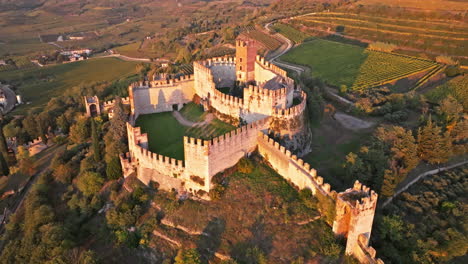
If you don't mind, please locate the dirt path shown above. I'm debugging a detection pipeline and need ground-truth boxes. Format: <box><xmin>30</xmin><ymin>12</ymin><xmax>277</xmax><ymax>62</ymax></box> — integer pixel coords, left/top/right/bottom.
<box><xmin>334</xmin><ymin>112</ymin><xmax>374</xmax><ymax>131</ymax></box>
<box><xmin>172</xmin><ymin>111</ymin><xmax>213</xmax><ymax>127</ymax></box>
<box><xmin>381</xmin><ymin>159</ymin><xmax>468</xmax><ymax>208</ymax></box>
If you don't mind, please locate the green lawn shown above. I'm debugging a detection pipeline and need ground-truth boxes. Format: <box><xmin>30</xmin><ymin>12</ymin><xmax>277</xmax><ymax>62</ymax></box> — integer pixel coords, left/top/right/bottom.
<box><xmin>280</xmin><ymin>39</ymin><xmax>436</xmax><ymax>90</ymax></box>
<box><xmin>0</xmin><ymin>57</ymin><xmax>139</xmax><ymax>114</ymax></box>
<box><xmin>179</xmin><ymin>102</ymin><xmax>206</xmax><ymax>122</ymax></box>
<box><xmin>136</xmin><ymin>110</ymin><xmax>235</xmax><ymax>160</ymax></box>
<box><xmin>281</xmin><ymin>39</ymin><xmax>367</xmax><ymax>87</ymax></box>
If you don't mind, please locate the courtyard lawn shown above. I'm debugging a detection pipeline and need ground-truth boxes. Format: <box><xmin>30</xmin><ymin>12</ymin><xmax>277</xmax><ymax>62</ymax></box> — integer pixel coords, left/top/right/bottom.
<box><xmin>0</xmin><ymin>57</ymin><xmax>140</xmax><ymax>114</ymax></box>
<box><xmin>136</xmin><ymin>112</ymin><xmax>188</xmax><ymax>160</ymax></box>
<box><xmin>136</xmin><ymin>110</ymin><xmax>236</xmax><ymax>160</ymax></box>
<box><xmin>179</xmin><ymin>102</ymin><xmax>206</xmax><ymax>122</ymax></box>
<box><xmin>280</xmin><ymin>39</ymin><xmax>436</xmax><ymax>90</ymax></box>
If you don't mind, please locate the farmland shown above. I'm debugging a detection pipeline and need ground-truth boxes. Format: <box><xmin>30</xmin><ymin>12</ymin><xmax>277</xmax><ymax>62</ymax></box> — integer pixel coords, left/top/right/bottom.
<box><xmin>0</xmin><ymin>57</ymin><xmax>139</xmax><ymax>113</ymax></box>
<box><xmin>280</xmin><ymin>39</ymin><xmax>437</xmax><ymax>90</ymax></box>
<box><xmin>290</xmin><ymin>11</ymin><xmax>468</xmax><ymax>60</ymax></box>
<box><xmin>241</xmin><ymin>28</ymin><xmax>282</xmax><ymax>51</ymax></box>
<box><xmin>425</xmin><ymin>75</ymin><xmax>468</xmax><ymax>109</ymax></box>
<box><xmin>271</xmin><ymin>23</ymin><xmax>311</xmax><ymax>44</ymax></box>
<box><xmin>136</xmin><ymin>104</ymin><xmax>235</xmax><ymax>160</ymax></box>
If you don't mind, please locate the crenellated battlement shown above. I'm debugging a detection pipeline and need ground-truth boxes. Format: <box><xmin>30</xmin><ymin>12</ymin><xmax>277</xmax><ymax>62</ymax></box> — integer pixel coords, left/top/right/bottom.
<box><xmin>127</xmin><ymin>122</ymin><xmax>185</xmax><ymax>172</ymax></box>
<box><xmin>338</xmin><ymin>180</ymin><xmax>379</xmax><ymax>212</ymax></box>
<box><xmin>129</xmin><ymin>75</ymin><xmax>194</xmax><ymax>90</ymax></box>
<box><xmin>103</xmin><ymin>97</ymin><xmax>130</xmax><ymax>109</ymax></box>
<box><xmin>257</xmin><ymin>132</ymin><xmax>332</xmax><ymax>195</ymax></box>
<box><xmin>196</xmin><ymin>56</ymin><xmax>236</xmax><ymax>68</ymax></box>
<box><xmin>244</xmin><ymin>84</ymin><xmax>288</xmax><ymax>98</ymax></box>
<box><xmin>272</xmin><ymin>91</ymin><xmax>307</xmax><ymax>119</ymax></box>
<box><xmin>212</xmin><ymin>88</ymin><xmax>244</xmax><ymax>108</ymax></box>
<box><xmin>256</xmin><ymin>55</ymin><xmax>288</xmax><ymax>78</ymax></box>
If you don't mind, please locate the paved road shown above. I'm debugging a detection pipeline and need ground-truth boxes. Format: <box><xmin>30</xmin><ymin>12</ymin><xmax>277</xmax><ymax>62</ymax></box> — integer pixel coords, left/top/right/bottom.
<box><xmin>382</xmin><ymin>159</ymin><xmax>468</xmax><ymax>208</ymax></box>
<box><xmin>0</xmin><ymin>144</ymin><xmax>64</xmax><ymax>239</ymax></box>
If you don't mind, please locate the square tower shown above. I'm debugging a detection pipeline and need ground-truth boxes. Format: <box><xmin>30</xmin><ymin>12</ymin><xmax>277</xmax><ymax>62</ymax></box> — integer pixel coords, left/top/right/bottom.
<box><xmin>236</xmin><ymin>38</ymin><xmax>258</xmax><ymax>83</ymax></box>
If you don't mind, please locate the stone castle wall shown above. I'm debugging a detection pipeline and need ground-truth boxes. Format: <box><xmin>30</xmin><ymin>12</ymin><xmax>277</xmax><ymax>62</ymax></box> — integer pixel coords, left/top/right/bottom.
<box><xmin>129</xmin><ymin>75</ymin><xmax>195</xmax><ymax>116</ymax></box>
<box><xmin>257</xmin><ymin>133</ymin><xmax>331</xmax><ymax>195</ymax></box>
<box><xmin>257</xmin><ymin>133</ymin><xmax>381</xmax><ymax>263</ymax></box>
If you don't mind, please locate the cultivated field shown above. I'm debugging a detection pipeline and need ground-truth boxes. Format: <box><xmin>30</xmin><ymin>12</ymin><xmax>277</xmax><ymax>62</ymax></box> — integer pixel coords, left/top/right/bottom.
<box><xmin>271</xmin><ymin>23</ymin><xmax>311</xmax><ymax>44</ymax></box>
<box><xmin>426</xmin><ymin>75</ymin><xmax>468</xmax><ymax>109</ymax></box>
<box><xmin>241</xmin><ymin>25</ymin><xmax>282</xmax><ymax>50</ymax></box>
<box><xmin>0</xmin><ymin>57</ymin><xmax>139</xmax><ymax>113</ymax></box>
<box><xmin>291</xmin><ymin>11</ymin><xmax>468</xmax><ymax>59</ymax></box>
<box><xmin>280</xmin><ymin>39</ymin><xmax>437</xmax><ymax>90</ymax></box>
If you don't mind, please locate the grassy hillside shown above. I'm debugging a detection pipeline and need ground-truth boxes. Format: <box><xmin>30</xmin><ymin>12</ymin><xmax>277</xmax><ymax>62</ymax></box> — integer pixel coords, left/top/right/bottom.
<box><xmin>0</xmin><ymin>57</ymin><xmax>139</xmax><ymax>113</ymax></box>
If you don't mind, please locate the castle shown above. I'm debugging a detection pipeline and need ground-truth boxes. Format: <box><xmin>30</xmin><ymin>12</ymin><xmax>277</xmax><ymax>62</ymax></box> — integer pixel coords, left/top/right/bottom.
<box><xmin>86</xmin><ymin>38</ymin><xmax>382</xmax><ymax>263</ymax></box>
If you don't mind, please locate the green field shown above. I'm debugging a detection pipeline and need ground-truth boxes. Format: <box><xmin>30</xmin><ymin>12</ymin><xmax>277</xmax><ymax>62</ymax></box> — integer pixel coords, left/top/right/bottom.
<box><xmin>280</xmin><ymin>39</ymin><xmax>436</xmax><ymax>90</ymax></box>
<box><xmin>0</xmin><ymin>57</ymin><xmax>139</xmax><ymax>113</ymax></box>
<box><xmin>136</xmin><ymin>105</ymin><xmax>235</xmax><ymax>160</ymax></box>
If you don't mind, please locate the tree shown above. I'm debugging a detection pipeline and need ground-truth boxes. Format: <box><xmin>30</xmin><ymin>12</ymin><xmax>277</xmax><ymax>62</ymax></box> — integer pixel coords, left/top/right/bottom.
<box><xmin>91</xmin><ymin>119</ymin><xmax>101</xmax><ymax>162</ymax></box>
<box><xmin>0</xmin><ymin>124</ymin><xmax>9</xmax><ymax>157</ymax></box>
<box><xmin>76</xmin><ymin>171</ymin><xmax>104</xmax><ymax>197</ymax></box>
<box><xmin>17</xmin><ymin>146</ymin><xmax>35</xmax><ymax>176</ymax></box>
<box><xmin>176</xmin><ymin>46</ymin><xmax>192</xmax><ymax>64</ymax></box>
<box><xmin>376</xmin><ymin>126</ymin><xmax>419</xmax><ymax>182</ymax></box>
<box><xmin>69</xmin><ymin>117</ymin><xmax>90</xmax><ymax>144</ymax></box>
<box><xmin>0</xmin><ymin>151</ymin><xmax>9</xmax><ymax>176</ymax></box>
<box><xmin>380</xmin><ymin>169</ymin><xmax>397</xmax><ymax>197</ymax></box>
<box><xmin>417</xmin><ymin>118</ymin><xmax>450</xmax><ymax>164</ymax></box>
<box><xmin>174</xmin><ymin>249</ymin><xmax>201</xmax><ymax>264</ymax></box>
<box><xmin>106</xmin><ymin>156</ymin><xmax>122</xmax><ymax>180</ymax></box>
<box><xmin>109</xmin><ymin>98</ymin><xmax>127</xmax><ymax>142</ymax></box>
<box><xmin>437</xmin><ymin>95</ymin><xmax>463</xmax><ymax>125</ymax></box>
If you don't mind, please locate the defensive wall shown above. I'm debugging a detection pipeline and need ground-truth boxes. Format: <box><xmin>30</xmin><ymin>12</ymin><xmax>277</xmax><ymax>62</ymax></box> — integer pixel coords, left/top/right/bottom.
<box><xmin>257</xmin><ymin>133</ymin><xmax>382</xmax><ymax>263</ymax></box>
<box><xmin>123</xmin><ymin>117</ymin><xmax>270</xmax><ymax>196</ymax></box>
<box><xmin>129</xmin><ymin>75</ymin><xmax>195</xmax><ymax>116</ymax></box>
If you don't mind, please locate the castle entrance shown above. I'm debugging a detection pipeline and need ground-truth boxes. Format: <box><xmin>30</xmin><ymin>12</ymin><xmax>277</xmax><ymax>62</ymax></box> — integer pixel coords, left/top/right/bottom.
<box><xmin>89</xmin><ymin>104</ymin><xmax>98</xmax><ymax>117</ymax></box>
<box><xmin>172</xmin><ymin>104</ymin><xmax>178</xmax><ymax>111</ymax></box>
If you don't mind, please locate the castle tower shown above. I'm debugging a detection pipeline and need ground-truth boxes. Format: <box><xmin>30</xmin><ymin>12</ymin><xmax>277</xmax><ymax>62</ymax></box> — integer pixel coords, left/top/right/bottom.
<box><xmin>236</xmin><ymin>38</ymin><xmax>258</xmax><ymax>83</ymax></box>
<box><xmin>333</xmin><ymin>181</ymin><xmax>378</xmax><ymax>261</ymax></box>
<box><xmin>84</xmin><ymin>96</ymin><xmax>101</xmax><ymax>117</ymax></box>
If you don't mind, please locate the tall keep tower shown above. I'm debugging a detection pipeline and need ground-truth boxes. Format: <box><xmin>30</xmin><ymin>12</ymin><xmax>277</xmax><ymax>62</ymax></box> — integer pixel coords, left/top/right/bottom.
<box><xmin>236</xmin><ymin>38</ymin><xmax>258</xmax><ymax>83</ymax></box>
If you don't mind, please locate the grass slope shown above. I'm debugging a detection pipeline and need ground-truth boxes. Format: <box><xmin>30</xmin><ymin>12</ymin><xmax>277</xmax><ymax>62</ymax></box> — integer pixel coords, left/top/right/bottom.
<box><xmin>281</xmin><ymin>39</ymin><xmax>368</xmax><ymax>87</ymax></box>
<box><xmin>0</xmin><ymin>57</ymin><xmax>139</xmax><ymax>113</ymax></box>
<box><xmin>151</xmin><ymin>159</ymin><xmax>340</xmax><ymax>262</ymax></box>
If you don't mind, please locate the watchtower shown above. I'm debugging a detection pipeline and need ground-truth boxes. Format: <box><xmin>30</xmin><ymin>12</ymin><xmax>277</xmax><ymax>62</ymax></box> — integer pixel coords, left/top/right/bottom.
<box><xmin>236</xmin><ymin>37</ymin><xmax>258</xmax><ymax>83</ymax></box>
<box><xmin>333</xmin><ymin>181</ymin><xmax>378</xmax><ymax>258</ymax></box>
<box><xmin>84</xmin><ymin>96</ymin><xmax>101</xmax><ymax>117</ymax></box>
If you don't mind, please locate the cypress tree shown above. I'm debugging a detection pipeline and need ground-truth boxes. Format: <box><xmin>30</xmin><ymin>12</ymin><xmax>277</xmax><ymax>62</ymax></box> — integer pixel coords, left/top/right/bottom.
<box><xmin>418</xmin><ymin>118</ymin><xmax>447</xmax><ymax>165</ymax></box>
<box><xmin>0</xmin><ymin>124</ymin><xmax>8</xmax><ymax>157</ymax></box>
<box><xmin>0</xmin><ymin>151</ymin><xmax>9</xmax><ymax>176</ymax></box>
<box><xmin>106</xmin><ymin>156</ymin><xmax>122</xmax><ymax>180</ymax></box>
<box><xmin>91</xmin><ymin>119</ymin><xmax>101</xmax><ymax>162</ymax></box>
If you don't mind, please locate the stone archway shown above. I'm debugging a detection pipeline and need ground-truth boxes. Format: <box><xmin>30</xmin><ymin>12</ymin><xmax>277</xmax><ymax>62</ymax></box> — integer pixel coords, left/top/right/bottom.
<box><xmin>89</xmin><ymin>104</ymin><xmax>98</xmax><ymax>117</ymax></box>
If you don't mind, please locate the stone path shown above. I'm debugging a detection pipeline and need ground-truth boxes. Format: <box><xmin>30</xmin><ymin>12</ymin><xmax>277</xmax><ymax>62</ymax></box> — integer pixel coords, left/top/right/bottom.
<box><xmin>172</xmin><ymin>111</ymin><xmax>214</xmax><ymax>127</ymax></box>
